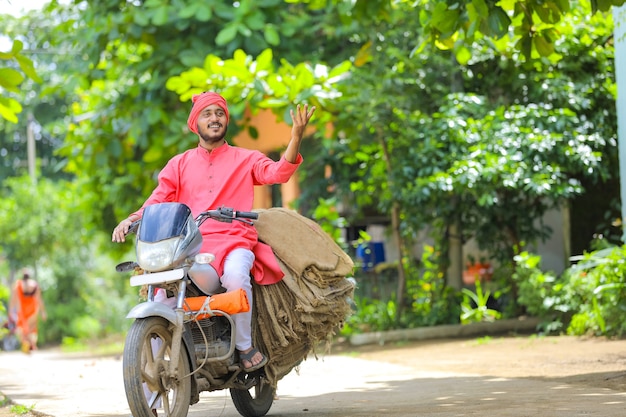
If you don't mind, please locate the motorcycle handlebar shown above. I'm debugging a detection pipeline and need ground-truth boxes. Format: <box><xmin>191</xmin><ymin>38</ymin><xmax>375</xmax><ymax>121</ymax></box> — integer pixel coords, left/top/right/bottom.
<box><xmin>128</xmin><ymin>220</ymin><xmax>140</xmax><ymax>235</ymax></box>
<box><xmin>199</xmin><ymin>207</ymin><xmax>258</xmax><ymax>224</ymax></box>
<box><xmin>236</xmin><ymin>211</ymin><xmax>259</xmax><ymax>220</ymax></box>
<box><xmin>123</xmin><ymin>206</ymin><xmax>257</xmax><ymax>235</ymax></box>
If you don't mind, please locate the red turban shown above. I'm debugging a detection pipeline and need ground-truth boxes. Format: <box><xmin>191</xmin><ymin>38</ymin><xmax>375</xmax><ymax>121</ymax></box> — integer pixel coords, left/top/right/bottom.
<box><xmin>186</xmin><ymin>92</ymin><xmax>230</xmax><ymax>134</ymax></box>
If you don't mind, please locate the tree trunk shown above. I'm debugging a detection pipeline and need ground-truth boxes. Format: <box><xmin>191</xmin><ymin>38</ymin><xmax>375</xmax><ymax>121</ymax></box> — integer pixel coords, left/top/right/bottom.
<box><xmin>447</xmin><ymin>220</ymin><xmax>463</xmax><ymax>290</ymax></box>
<box><xmin>377</xmin><ymin>134</ymin><xmax>408</xmax><ymax>321</ymax></box>
<box><xmin>390</xmin><ymin>201</ymin><xmax>407</xmax><ymax>318</ymax></box>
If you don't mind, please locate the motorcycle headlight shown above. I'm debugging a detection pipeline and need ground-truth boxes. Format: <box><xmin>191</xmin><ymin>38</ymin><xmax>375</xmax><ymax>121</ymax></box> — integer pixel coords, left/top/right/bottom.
<box><xmin>136</xmin><ymin>237</ymin><xmax>181</xmax><ymax>272</ymax></box>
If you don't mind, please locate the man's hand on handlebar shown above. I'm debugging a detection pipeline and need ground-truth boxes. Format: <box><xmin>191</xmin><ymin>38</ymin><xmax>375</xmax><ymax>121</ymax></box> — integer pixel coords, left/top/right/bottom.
<box><xmin>112</xmin><ymin>218</ymin><xmax>135</xmax><ymax>243</ymax></box>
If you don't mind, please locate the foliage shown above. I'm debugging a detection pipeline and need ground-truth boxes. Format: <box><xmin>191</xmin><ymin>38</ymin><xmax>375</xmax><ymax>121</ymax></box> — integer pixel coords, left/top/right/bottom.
<box><xmin>460</xmin><ymin>280</ymin><xmax>502</xmax><ymax>324</ymax></box>
<box><xmin>289</xmin><ymin>0</ymin><xmax>626</xmax><ymax>62</ymax></box>
<box><xmin>0</xmin><ymin>12</ymin><xmax>74</xmax><ymax>182</ymax></box>
<box><xmin>0</xmin><ymin>39</ymin><xmax>41</xmax><ymax>123</ymax></box>
<box><xmin>0</xmin><ymin>176</ymin><xmax>79</xmax><ymax>269</ymax></box>
<box><xmin>319</xmin><ymin>6</ymin><xmax>616</xmax><ymax>326</ymax></box>
<box><xmin>417</xmin><ymin>0</ymin><xmax>626</xmax><ymax>63</ymax></box>
<box><xmin>345</xmin><ymin>245</ymin><xmax>461</xmax><ymax>333</ymax></box>
<box><xmin>406</xmin><ymin>245</ymin><xmax>461</xmax><ymax>326</ymax></box>
<box><xmin>512</xmin><ymin>252</ymin><xmax>559</xmax><ymax>317</ymax></box>
<box><xmin>513</xmin><ymin>247</ymin><xmax>626</xmax><ymax>337</ymax></box>
<box><xmin>10</xmin><ymin>403</ymin><xmax>35</xmax><ymax>415</ymax></box>
<box><xmin>310</xmin><ymin>197</ymin><xmax>349</xmax><ymax>249</ymax></box>
<box><xmin>33</xmin><ymin>0</ymin><xmax>356</xmax><ymax>233</ymax></box>
<box><xmin>342</xmin><ymin>296</ymin><xmax>398</xmax><ymax>334</ymax></box>
<box><xmin>566</xmin><ymin>247</ymin><xmax>626</xmax><ymax>336</ymax></box>
<box><xmin>0</xmin><ymin>176</ymin><xmax>135</xmax><ymax>344</ymax></box>
<box><xmin>38</xmin><ymin>235</ymin><xmax>137</xmax><ymax>345</ymax></box>
<box><xmin>0</xmin><ymin>283</ymin><xmax>8</xmax><ymax>340</ymax></box>
<box><xmin>425</xmin><ymin>97</ymin><xmax>608</xmax><ymax>266</ymax></box>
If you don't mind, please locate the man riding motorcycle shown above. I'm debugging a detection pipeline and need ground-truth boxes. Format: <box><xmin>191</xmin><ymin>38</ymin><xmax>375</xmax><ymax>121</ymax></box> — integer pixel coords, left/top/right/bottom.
<box><xmin>112</xmin><ymin>91</ymin><xmax>315</xmax><ymax>373</ymax></box>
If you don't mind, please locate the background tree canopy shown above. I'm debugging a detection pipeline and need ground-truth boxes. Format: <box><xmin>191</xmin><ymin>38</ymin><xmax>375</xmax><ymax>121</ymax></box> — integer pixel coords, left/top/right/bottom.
<box><xmin>0</xmin><ymin>0</ymin><xmax>624</xmax><ymax>341</ymax></box>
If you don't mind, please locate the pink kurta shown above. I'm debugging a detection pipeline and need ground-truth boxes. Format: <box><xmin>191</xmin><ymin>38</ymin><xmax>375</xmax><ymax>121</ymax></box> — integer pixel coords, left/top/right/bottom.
<box><xmin>132</xmin><ymin>143</ymin><xmax>302</xmax><ymax>284</ymax></box>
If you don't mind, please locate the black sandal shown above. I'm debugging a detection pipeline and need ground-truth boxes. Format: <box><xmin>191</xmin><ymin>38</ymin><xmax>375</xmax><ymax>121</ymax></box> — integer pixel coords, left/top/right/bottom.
<box><xmin>239</xmin><ymin>347</ymin><xmax>268</xmax><ymax>372</ymax></box>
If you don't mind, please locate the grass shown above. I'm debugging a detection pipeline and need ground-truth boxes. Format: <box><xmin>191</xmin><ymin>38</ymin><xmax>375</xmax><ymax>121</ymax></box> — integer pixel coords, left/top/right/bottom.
<box><xmin>0</xmin><ymin>394</ymin><xmax>39</xmax><ymax>417</ymax></box>
<box><xmin>9</xmin><ymin>404</ymin><xmax>34</xmax><ymax>415</ymax></box>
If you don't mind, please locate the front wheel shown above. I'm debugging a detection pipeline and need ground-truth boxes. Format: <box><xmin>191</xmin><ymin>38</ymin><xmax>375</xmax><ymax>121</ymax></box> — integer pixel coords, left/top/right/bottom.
<box><xmin>123</xmin><ymin>317</ymin><xmax>192</xmax><ymax>417</ymax></box>
<box><xmin>230</xmin><ymin>378</ymin><xmax>275</xmax><ymax>417</ymax></box>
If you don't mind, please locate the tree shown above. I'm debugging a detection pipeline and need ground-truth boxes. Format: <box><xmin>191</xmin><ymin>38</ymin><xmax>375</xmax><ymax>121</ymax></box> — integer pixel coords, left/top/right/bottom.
<box><xmin>302</xmin><ymin>3</ymin><xmax>618</xmax><ymax>320</ymax></box>
<box><xmin>288</xmin><ymin>0</ymin><xmax>626</xmax><ymax>62</ymax></box>
<box><xmin>0</xmin><ymin>39</ymin><xmax>41</xmax><ymax>123</ymax></box>
<box><xmin>16</xmin><ymin>0</ymin><xmax>357</xmax><ymax>231</ymax></box>
<box><xmin>0</xmin><ymin>175</ymin><xmax>133</xmax><ymax>344</ymax></box>
<box><xmin>0</xmin><ymin>11</ymin><xmax>75</xmax><ymax>181</ymax></box>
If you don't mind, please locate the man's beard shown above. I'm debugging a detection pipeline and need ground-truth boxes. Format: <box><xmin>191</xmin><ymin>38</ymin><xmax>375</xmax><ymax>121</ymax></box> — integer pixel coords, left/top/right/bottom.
<box><xmin>199</xmin><ymin>126</ymin><xmax>228</xmax><ymax>144</ymax></box>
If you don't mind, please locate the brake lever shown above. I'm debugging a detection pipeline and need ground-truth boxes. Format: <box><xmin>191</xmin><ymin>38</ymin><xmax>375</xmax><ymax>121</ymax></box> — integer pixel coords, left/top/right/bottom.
<box><xmin>235</xmin><ymin>218</ymin><xmax>254</xmax><ymax>226</ymax></box>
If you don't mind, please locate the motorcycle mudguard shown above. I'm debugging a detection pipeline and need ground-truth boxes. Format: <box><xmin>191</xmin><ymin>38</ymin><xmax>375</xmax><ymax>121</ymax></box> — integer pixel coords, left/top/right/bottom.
<box><xmin>126</xmin><ymin>301</ymin><xmax>178</xmax><ymax>323</ymax></box>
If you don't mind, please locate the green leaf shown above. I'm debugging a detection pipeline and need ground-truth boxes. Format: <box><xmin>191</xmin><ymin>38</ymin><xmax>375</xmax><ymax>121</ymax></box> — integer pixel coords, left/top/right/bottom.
<box><xmin>216</xmin><ymin>24</ymin><xmax>239</xmax><ymax>46</ymax></box>
<box><xmin>143</xmin><ymin>145</ymin><xmax>164</xmax><ymax>163</ymax></box>
<box><xmin>248</xmin><ymin>125</ymin><xmax>259</xmax><ymax>139</ymax></box>
<box><xmin>0</xmin><ymin>96</ymin><xmax>22</xmax><ymax>123</ymax></box>
<box><xmin>15</xmin><ymin>55</ymin><xmax>42</xmax><ymax>83</ymax></box>
<box><xmin>178</xmin><ymin>3</ymin><xmax>199</xmax><ymax>19</ymax></box>
<box><xmin>233</xmin><ymin>49</ymin><xmax>249</xmax><ymax>66</ymax></box>
<box><xmin>471</xmin><ymin>0</ymin><xmax>489</xmax><ymax>17</ymax></box>
<box><xmin>258</xmin><ymin>98</ymin><xmax>289</xmax><ymax>108</ymax></box>
<box><xmin>237</xmin><ymin>24</ymin><xmax>252</xmax><ymax>37</ymax></box>
<box><xmin>455</xmin><ymin>45</ymin><xmax>472</xmax><ymax>65</ymax></box>
<box><xmin>0</xmin><ymin>68</ymin><xmax>25</xmax><ymax>91</ymax></box>
<box><xmin>10</xmin><ymin>39</ymin><xmax>24</xmax><ymax>54</ymax></box>
<box><xmin>431</xmin><ymin>2</ymin><xmax>460</xmax><ymax>34</ymax></box>
<box><xmin>328</xmin><ymin>60</ymin><xmax>352</xmax><ymax>80</ymax></box>
<box><xmin>244</xmin><ymin>11</ymin><xmax>266</xmax><ymax>30</ymax></box>
<box><xmin>263</xmin><ymin>25</ymin><xmax>280</xmax><ymax>46</ymax></box>
<box><xmin>533</xmin><ymin>33</ymin><xmax>555</xmax><ymax>57</ymax></box>
<box><xmin>195</xmin><ymin>4</ymin><xmax>213</xmax><ymax>21</ymax></box>
<box><xmin>255</xmin><ymin>48</ymin><xmax>273</xmax><ymax>72</ymax></box>
<box><xmin>534</xmin><ymin>2</ymin><xmax>563</xmax><ymax>24</ymax></box>
<box><xmin>133</xmin><ymin>11</ymin><xmax>150</xmax><ymax>26</ymax></box>
<box><xmin>151</xmin><ymin>6</ymin><xmax>170</xmax><ymax>26</ymax></box>
<box><xmin>487</xmin><ymin>7</ymin><xmax>511</xmax><ymax>38</ymax></box>
<box><xmin>595</xmin><ymin>0</ymin><xmax>614</xmax><ymax>12</ymax></box>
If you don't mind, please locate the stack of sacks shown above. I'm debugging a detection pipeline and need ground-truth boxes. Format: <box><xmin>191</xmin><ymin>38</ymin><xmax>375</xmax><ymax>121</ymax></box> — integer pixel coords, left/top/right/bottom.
<box><xmin>251</xmin><ymin>208</ymin><xmax>355</xmax><ymax>387</ymax></box>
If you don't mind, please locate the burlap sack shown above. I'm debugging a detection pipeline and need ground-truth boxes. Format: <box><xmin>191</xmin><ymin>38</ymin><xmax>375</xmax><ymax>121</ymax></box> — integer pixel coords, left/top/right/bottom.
<box><xmin>251</xmin><ymin>208</ymin><xmax>355</xmax><ymax>387</ymax></box>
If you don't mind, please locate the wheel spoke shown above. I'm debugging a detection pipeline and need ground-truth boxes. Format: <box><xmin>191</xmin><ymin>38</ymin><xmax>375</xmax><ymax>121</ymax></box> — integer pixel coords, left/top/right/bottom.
<box><xmin>147</xmin><ymin>390</ymin><xmax>161</xmax><ymax>410</ymax></box>
<box><xmin>141</xmin><ymin>368</ymin><xmax>158</xmax><ymax>389</ymax></box>
<box><xmin>155</xmin><ymin>337</ymin><xmax>168</xmax><ymax>360</ymax></box>
<box><xmin>142</xmin><ymin>337</ymin><xmax>155</xmax><ymax>367</ymax></box>
<box><xmin>162</xmin><ymin>390</ymin><xmax>171</xmax><ymax>416</ymax></box>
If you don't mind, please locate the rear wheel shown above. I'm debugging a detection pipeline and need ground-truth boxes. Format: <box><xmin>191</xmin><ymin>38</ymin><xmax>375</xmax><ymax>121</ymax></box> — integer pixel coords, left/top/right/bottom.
<box><xmin>230</xmin><ymin>377</ymin><xmax>275</xmax><ymax>417</ymax></box>
<box><xmin>123</xmin><ymin>317</ymin><xmax>192</xmax><ymax>417</ymax></box>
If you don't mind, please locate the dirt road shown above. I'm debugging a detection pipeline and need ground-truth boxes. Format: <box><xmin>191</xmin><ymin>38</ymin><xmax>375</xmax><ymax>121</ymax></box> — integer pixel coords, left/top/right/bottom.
<box><xmin>1</xmin><ymin>335</ymin><xmax>626</xmax><ymax>417</ymax></box>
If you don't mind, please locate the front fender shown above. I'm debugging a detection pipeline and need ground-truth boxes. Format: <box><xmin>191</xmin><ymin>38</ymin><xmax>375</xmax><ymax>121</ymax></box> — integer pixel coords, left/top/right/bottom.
<box><xmin>126</xmin><ymin>301</ymin><xmax>178</xmax><ymax>324</ymax></box>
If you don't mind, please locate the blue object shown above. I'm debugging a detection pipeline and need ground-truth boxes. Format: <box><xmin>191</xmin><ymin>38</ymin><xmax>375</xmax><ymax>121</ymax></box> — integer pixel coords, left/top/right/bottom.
<box><xmin>356</xmin><ymin>242</ymin><xmax>386</xmax><ymax>271</ymax></box>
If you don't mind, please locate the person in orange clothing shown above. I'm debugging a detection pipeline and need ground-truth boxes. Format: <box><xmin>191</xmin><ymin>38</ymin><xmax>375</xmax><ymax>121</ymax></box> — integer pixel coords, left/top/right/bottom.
<box><xmin>9</xmin><ymin>268</ymin><xmax>47</xmax><ymax>352</ymax></box>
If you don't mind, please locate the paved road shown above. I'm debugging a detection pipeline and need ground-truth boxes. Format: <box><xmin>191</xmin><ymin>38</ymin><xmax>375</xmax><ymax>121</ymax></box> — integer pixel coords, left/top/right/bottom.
<box><xmin>1</xmin><ymin>346</ymin><xmax>625</xmax><ymax>417</ymax></box>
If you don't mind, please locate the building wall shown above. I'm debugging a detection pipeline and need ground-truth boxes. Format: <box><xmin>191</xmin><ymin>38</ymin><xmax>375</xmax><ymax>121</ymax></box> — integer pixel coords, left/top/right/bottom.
<box><xmin>231</xmin><ymin>108</ymin><xmax>302</xmax><ymax>209</ymax></box>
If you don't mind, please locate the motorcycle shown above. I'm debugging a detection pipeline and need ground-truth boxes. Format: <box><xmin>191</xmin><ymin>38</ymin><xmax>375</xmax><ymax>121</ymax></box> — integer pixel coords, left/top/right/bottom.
<box><xmin>116</xmin><ymin>202</ymin><xmax>275</xmax><ymax>417</ymax></box>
